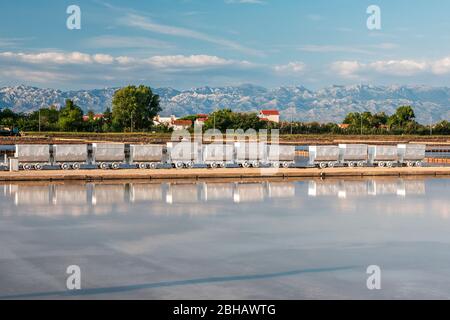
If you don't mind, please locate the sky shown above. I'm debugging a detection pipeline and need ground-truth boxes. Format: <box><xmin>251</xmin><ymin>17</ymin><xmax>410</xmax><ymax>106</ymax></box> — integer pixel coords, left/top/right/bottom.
<box><xmin>1</xmin><ymin>0</ymin><xmax>450</xmax><ymax>90</ymax></box>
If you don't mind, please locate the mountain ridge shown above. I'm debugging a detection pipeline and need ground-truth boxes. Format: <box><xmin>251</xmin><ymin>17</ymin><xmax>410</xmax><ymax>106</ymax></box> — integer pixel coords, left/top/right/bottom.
<box><xmin>1</xmin><ymin>84</ymin><xmax>449</xmax><ymax>123</ymax></box>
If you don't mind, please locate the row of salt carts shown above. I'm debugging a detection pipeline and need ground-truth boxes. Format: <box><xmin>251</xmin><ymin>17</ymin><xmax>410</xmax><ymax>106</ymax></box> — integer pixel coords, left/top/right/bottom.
<box><xmin>308</xmin><ymin>144</ymin><xmax>427</xmax><ymax>168</ymax></box>
<box><xmin>12</xmin><ymin>142</ymin><xmax>296</xmax><ymax>170</ymax></box>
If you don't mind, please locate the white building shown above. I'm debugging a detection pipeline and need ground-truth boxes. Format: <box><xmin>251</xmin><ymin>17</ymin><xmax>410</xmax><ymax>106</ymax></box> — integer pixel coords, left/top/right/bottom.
<box><xmin>258</xmin><ymin>110</ymin><xmax>280</xmax><ymax>123</ymax></box>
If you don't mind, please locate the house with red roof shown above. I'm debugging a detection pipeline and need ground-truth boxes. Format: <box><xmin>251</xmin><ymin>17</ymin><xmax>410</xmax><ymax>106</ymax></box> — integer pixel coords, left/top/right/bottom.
<box><xmin>258</xmin><ymin>110</ymin><xmax>280</xmax><ymax>123</ymax></box>
<box><xmin>172</xmin><ymin>119</ymin><xmax>193</xmax><ymax>131</ymax></box>
<box><xmin>82</xmin><ymin>114</ymin><xmax>104</xmax><ymax>122</ymax></box>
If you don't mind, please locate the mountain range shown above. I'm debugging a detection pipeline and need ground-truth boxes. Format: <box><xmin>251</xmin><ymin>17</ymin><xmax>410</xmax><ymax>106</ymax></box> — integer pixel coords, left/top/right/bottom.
<box><xmin>1</xmin><ymin>84</ymin><xmax>449</xmax><ymax>124</ymax></box>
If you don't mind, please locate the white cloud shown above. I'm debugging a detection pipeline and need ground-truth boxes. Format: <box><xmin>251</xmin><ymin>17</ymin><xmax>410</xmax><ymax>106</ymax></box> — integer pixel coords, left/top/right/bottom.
<box><xmin>0</xmin><ymin>51</ymin><xmax>92</xmax><ymax>64</ymax></box>
<box><xmin>93</xmin><ymin>54</ymin><xmax>115</xmax><ymax>64</ymax></box>
<box><xmin>274</xmin><ymin>61</ymin><xmax>306</xmax><ymax>74</ymax></box>
<box><xmin>144</xmin><ymin>55</ymin><xmax>238</xmax><ymax>69</ymax></box>
<box><xmin>331</xmin><ymin>61</ymin><xmax>363</xmax><ymax>78</ymax></box>
<box><xmin>332</xmin><ymin>59</ymin><xmax>432</xmax><ymax>77</ymax></box>
<box><xmin>431</xmin><ymin>57</ymin><xmax>450</xmax><ymax>75</ymax></box>
<box><xmin>368</xmin><ymin>60</ymin><xmax>428</xmax><ymax>76</ymax></box>
<box><xmin>0</xmin><ymin>51</ymin><xmax>252</xmax><ymax>70</ymax></box>
<box><xmin>224</xmin><ymin>0</ymin><xmax>265</xmax><ymax>4</ymax></box>
<box><xmin>119</xmin><ymin>13</ymin><xmax>263</xmax><ymax>57</ymax></box>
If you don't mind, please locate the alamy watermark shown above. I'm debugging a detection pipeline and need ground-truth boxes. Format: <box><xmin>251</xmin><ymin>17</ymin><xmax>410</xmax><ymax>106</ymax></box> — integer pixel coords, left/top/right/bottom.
<box><xmin>366</xmin><ymin>265</ymin><xmax>381</xmax><ymax>290</ymax></box>
<box><xmin>367</xmin><ymin>5</ymin><xmax>381</xmax><ymax>30</ymax></box>
<box><xmin>66</xmin><ymin>265</ymin><xmax>81</xmax><ymax>290</ymax></box>
<box><xmin>66</xmin><ymin>5</ymin><xmax>81</xmax><ymax>30</ymax></box>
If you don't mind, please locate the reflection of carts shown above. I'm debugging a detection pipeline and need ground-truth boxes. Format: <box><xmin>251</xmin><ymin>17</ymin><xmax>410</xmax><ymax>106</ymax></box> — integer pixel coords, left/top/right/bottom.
<box><xmin>14</xmin><ymin>185</ymin><xmax>52</xmax><ymax>205</ymax></box>
<box><xmin>367</xmin><ymin>180</ymin><xmax>399</xmax><ymax>196</ymax></box>
<box><xmin>129</xmin><ymin>183</ymin><xmax>163</xmax><ymax>202</ymax></box>
<box><xmin>91</xmin><ymin>184</ymin><xmax>127</xmax><ymax>205</ymax></box>
<box><xmin>201</xmin><ymin>183</ymin><xmax>234</xmax><ymax>201</ymax></box>
<box><xmin>52</xmin><ymin>184</ymin><xmax>88</xmax><ymax>205</ymax></box>
<box><xmin>166</xmin><ymin>184</ymin><xmax>199</xmax><ymax>203</ymax></box>
<box><xmin>233</xmin><ymin>183</ymin><xmax>265</xmax><ymax>202</ymax></box>
<box><xmin>266</xmin><ymin>182</ymin><xmax>295</xmax><ymax>198</ymax></box>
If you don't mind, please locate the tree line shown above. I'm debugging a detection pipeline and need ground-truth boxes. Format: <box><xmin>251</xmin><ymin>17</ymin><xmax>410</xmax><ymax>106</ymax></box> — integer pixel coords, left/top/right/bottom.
<box><xmin>0</xmin><ymin>84</ymin><xmax>449</xmax><ymax>135</ymax></box>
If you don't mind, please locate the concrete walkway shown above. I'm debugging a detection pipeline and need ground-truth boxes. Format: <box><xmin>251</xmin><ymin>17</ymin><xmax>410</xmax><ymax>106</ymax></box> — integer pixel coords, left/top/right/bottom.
<box><xmin>0</xmin><ymin>166</ymin><xmax>450</xmax><ymax>182</ymax></box>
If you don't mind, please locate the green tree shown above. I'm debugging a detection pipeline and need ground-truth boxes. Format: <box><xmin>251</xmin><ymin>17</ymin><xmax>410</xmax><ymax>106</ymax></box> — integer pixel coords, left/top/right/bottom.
<box><xmin>101</xmin><ymin>107</ymin><xmax>113</xmax><ymax>132</ymax></box>
<box><xmin>58</xmin><ymin>99</ymin><xmax>84</xmax><ymax>132</ymax></box>
<box><xmin>388</xmin><ymin>106</ymin><xmax>416</xmax><ymax>130</ymax></box>
<box><xmin>112</xmin><ymin>85</ymin><xmax>161</xmax><ymax>131</ymax></box>
<box><xmin>203</xmin><ymin>109</ymin><xmax>234</xmax><ymax>131</ymax></box>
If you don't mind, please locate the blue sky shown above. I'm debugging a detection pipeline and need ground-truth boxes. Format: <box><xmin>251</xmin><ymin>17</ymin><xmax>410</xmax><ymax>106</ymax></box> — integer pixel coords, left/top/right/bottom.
<box><xmin>1</xmin><ymin>0</ymin><xmax>450</xmax><ymax>89</ymax></box>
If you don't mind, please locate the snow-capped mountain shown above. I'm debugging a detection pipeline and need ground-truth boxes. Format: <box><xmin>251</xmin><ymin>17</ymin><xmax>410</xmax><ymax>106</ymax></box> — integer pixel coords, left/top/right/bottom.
<box><xmin>1</xmin><ymin>84</ymin><xmax>449</xmax><ymax>123</ymax></box>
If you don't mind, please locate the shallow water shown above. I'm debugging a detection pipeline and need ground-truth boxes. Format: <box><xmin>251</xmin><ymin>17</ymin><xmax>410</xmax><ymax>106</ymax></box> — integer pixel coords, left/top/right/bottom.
<box><xmin>0</xmin><ymin>177</ymin><xmax>449</xmax><ymax>299</ymax></box>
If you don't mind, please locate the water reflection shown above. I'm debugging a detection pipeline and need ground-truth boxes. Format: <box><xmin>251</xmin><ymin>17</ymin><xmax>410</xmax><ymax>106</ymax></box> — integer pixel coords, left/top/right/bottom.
<box><xmin>3</xmin><ymin>178</ymin><xmax>428</xmax><ymax>208</ymax></box>
<box><xmin>0</xmin><ymin>178</ymin><xmax>433</xmax><ymax>218</ymax></box>
<box><xmin>308</xmin><ymin>178</ymin><xmax>426</xmax><ymax>198</ymax></box>
<box><xmin>0</xmin><ymin>177</ymin><xmax>449</xmax><ymax>299</ymax></box>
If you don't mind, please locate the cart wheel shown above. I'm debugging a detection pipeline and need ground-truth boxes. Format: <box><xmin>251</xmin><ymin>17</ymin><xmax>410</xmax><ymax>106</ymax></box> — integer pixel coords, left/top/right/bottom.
<box><xmin>61</xmin><ymin>163</ymin><xmax>70</xmax><ymax>170</ymax></box>
<box><xmin>186</xmin><ymin>161</ymin><xmax>194</xmax><ymax>169</ymax></box>
<box><xmin>111</xmin><ymin>162</ymin><xmax>120</xmax><ymax>170</ymax></box>
<box><xmin>242</xmin><ymin>161</ymin><xmax>250</xmax><ymax>168</ymax></box>
<box><xmin>175</xmin><ymin>162</ymin><xmax>184</xmax><ymax>169</ymax></box>
<box><xmin>99</xmin><ymin>162</ymin><xmax>109</xmax><ymax>170</ymax></box>
<box><xmin>357</xmin><ymin>161</ymin><xmax>365</xmax><ymax>167</ymax></box>
<box><xmin>327</xmin><ymin>162</ymin><xmax>335</xmax><ymax>168</ymax></box>
<box><xmin>407</xmin><ymin>161</ymin><xmax>414</xmax><ymax>167</ymax></box>
<box><xmin>386</xmin><ymin>161</ymin><xmax>393</xmax><ymax>168</ymax></box>
<box><xmin>149</xmin><ymin>162</ymin><xmax>157</xmax><ymax>169</ymax></box>
<box><xmin>319</xmin><ymin>162</ymin><xmax>327</xmax><ymax>169</ymax></box>
<box><xmin>139</xmin><ymin>163</ymin><xmax>147</xmax><ymax>170</ymax></box>
<box><xmin>347</xmin><ymin>162</ymin><xmax>355</xmax><ymax>168</ymax></box>
<box><xmin>378</xmin><ymin>161</ymin><xmax>385</xmax><ymax>168</ymax></box>
<box><xmin>34</xmin><ymin>163</ymin><xmax>43</xmax><ymax>170</ymax></box>
<box><xmin>210</xmin><ymin>162</ymin><xmax>218</xmax><ymax>169</ymax></box>
<box><xmin>72</xmin><ymin>163</ymin><xmax>81</xmax><ymax>170</ymax></box>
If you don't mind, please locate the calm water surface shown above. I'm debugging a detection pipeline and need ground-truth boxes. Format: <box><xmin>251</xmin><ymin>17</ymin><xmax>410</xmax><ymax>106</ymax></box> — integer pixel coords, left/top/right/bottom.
<box><xmin>0</xmin><ymin>177</ymin><xmax>449</xmax><ymax>299</ymax></box>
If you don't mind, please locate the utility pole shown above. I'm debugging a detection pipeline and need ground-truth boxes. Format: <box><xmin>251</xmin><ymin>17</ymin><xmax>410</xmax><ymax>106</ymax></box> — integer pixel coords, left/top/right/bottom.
<box><xmin>290</xmin><ymin>113</ymin><xmax>293</xmax><ymax>135</ymax></box>
<box><xmin>360</xmin><ymin>113</ymin><xmax>363</xmax><ymax>135</ymax></box>
<box><xmin>131</xmin><ymin>112</ymin><xmax>133</xmax><ymax>133</ymax></box>
<box><xmin>430</xmin><ymin>115</ymin><xmax>432</xmax><ymax>136</ymax></box>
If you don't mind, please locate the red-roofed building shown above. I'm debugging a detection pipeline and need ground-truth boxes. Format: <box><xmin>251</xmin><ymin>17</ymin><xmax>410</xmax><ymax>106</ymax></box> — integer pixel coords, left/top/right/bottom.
<box><xmin>172</xmin><ymin>119</ymin><xmax>193</xmax><ymax>130</ymax></box>
<box><xmin>338</xmin><ymin>123</ymin><xmax>350</xmax><ymax>129</ymax></box>
<box><xmin>258</xmin><ymin>110</ymin><xmax>280</xmax><ymax>123</ymax></box>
